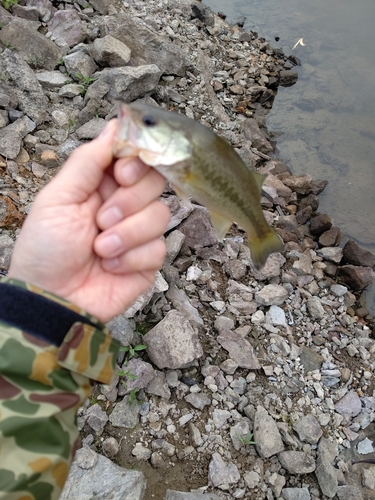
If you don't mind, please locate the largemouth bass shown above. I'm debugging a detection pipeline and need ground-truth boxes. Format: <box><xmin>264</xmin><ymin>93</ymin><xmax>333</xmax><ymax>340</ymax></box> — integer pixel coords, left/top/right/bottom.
<box><xmin>114</xmin><ymin>102</ymin><xmax>283</xmax><ymax>269</ymax></box>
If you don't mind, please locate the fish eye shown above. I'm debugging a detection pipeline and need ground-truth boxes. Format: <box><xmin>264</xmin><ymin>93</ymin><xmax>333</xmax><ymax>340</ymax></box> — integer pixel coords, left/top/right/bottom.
<box><xmin>142</xmin><ymin>115</ymin><xmax>157</xmax><ymax>127</ymax></box>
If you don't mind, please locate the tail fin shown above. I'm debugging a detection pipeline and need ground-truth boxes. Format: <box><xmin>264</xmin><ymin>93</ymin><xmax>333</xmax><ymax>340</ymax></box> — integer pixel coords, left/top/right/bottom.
<box><xmin>248</xmin><ymin>228</ymin><xmax>284</xmax><ymax>270</ymax></box>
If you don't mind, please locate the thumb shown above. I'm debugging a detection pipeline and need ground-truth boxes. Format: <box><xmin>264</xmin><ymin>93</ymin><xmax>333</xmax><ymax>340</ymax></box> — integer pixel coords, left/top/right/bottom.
<box><xmin>46</xmin><ymin>119</ymin><xmax>119</xmax><ymax>205</ymax></box>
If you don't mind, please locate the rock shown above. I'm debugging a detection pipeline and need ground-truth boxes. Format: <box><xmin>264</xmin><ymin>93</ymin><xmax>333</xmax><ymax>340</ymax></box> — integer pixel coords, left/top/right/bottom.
<box><xmin>100</xmin><ymin>369</ymin><xmax>119</xmax><ymax>403</ymax></box>
<box><xmin>75</xmin><ymin>118</ymin><xmax>107</xmax><ymax>139</ymax></box>
<box><xmin>336</xmin><ymin>486</ymin><xmax>364</xmax><ymax>500</ymax></box>
<box><xmin>0</xmin><ymin>196</ymin><xmax>20</xmax><ymax>227</ymax></box>
<box><xmin>60</xmin><ymin>450</ymin><xmax>146</xmax><ymax>500</ymax></box>
<box><xmin>330</xmin><ymin>284</ymin><xmax>348</xmax><ymax>297</ymax></box>
<box><xmin>357</xmin><ymin>437</ymin><xmax>374</xmax><ymax>454</ymax></box>
<box><xmin>253</xmin><ymin>406</ymin><xmax>284</xmax><ymax>458</ymax></box>
<box><xmin>143</xmin><ymin>310</ymin><xmax>203</xmax><ymax>369</ymax></box>
<box><xmin>292</xmin><ymin>414</ymin><xmax>322</xmax><ymax>444</ymax></box>
<box><xmin>362</xmin><ymin>467</ymin><xmax>375</xmax><ymax>490</ymax></box>
<box><xmin>164</xmin><ymin>230</ymin><xmax>186</xmax><ymax>266</ymax></box>
<box><xmin>162</xmin><ymin>196</ymin><xmax>193</xmax><ymax>231</ymax></box>
<box><xmin>343</xmin><ymin>239</ymin><xmax>375</xmax><ymax>268</ymax></box>
<box><xmin>278</xmin><ymin>451</ymin><xmax>316</xmax><ymax>474</ymax></box>
<box><xmin>105</xmin><ymin>14</ymin><xmax>187</xmax><ymax>75</ymax></box>
<box><xmin>185</xmin><ymin>392</ymin><xmax>211</xmax><ymax>410</ymax></box>
<box><xmin>165</xmin><ymin>491</ymin><xmax>221</xmax><ymax>499</ymax></box>
<box><xmin>319</xmin><ymin>227</ymin><xmax>342</xmax><ymax>247</ymax></box>
<box><xmin>230</xmin><ymin>419</ymin><xmax>252</xmax><ymax>450</ymax></box>
<box><xmin>132</xmin><ymin>443</ymin><xmax>152</xmax><ymax>461</ymax></box>
<box><xmin>0</xmin><ymin>49</ymin><xmax>47</xmax><ymax>124</ymax></box>
<box><xmin>317</xmin><ymin>246</ymin><xmax>343</xmax><ymax>264</ymax></box>
<box><xmin>307</xmin><ymin>296</ymin><xmax>325</xmax><ymax>320</ymax></box>
<box><xmin>208</xmin><ymin>452</ymin><xmax>240</xmax><ymax>487</ymax></box>
<box><xmin>177</xmin><ymin>208</ymin><xmax>218</xmax><ymax>249</ymax></box>
<box><xmin>310</xmin><ymin>214</ymin><xmax>332</xmax><ymax>236</ymax></box>
<box><xmin>59</xmin><ymin>83</ymin><xmax>84</xmax><ymax>98</ymax></box>
<box><xmin>242</xmin><ymin>118</ymin><xmax>273</xmax><ymax>153</ymax></box>
<box><xmin>92</xmin><ymin>35</ymin><xmax>131</xmax><ymax>67</ymax></box>
<box><xmin>102</xmin><ymin>436</ymin><xmax>119</xmax><ymax>458</ymax></box>
<box><xmin>223</xmin><ymin>260</ymin><xmax>247</xmax><ymax>280</ymax></box>
<box><xmin>190</xmin><ymin>2</ymin><xmax>215</xmax><ymax>26</ymax></box>
<box><xmin>85</xmin><ymin>403</ymin><xmax>108</xmax><ymax>435</ymax></box>
<box><xmin>120</xmin><ymin>358</ymin><xmax>155</xmax><ymax>394</ymax></box>
<box><xmin>107</xmin><ymin>314</ymin><xmax>135</xmax><ymax>345</ymax></box>
<box><xmin>0</xmin><ymin>234</ymin><xmax>14</xmax><ymax>270</ymax></box>
<box><xmin>283</xmin><ymin>175</ymin><xmax>313</xmax><ymax>195</ymax></box>
<box><xmin>217</xmin><ymin>329</ymin><xmax>260</xmax><ymax>369</ymax></box>
<box><xmin>35</xmin><ymin>71</ymin><xmax>69</xmax><ymax>90</ymax></box>
<box><xmin>166</xmin><ymin>285</ymin><xmax>204</xmax><ymax>325</ymax></box>
<box><xmin>23</xmin><ymin>0</ymin><xmax>53</xmax><ymax>22</ymax></box>
<box><xmin>243</xmin><ymin>471</ymin><xmax>260</xmax><ymax>489</ymax></box>
<box><xmin>124</xmin><ymin>271</ymin><xmax>168</xmax><ymax>317</ymax></box>
<box><xmin>255</xmin><ymin>284</ymin><xmax>288</xmax><ymax>306</ymax></box>
<box><xmin>315</xmin><ymin>437</ymin><xmax>338</xmax><ymax>498</ymax></box>
<box><xmin>0</xmin><ymin>18</ymin><xmax>63</xmax><ymax>71</ymax></box>
<box><xmin>146</xmin><ymin>371</ymin><xmax>171</xmax><ymax>399</ymax></box>
<box><xmin>63</xmin><ymin>51</ymin><xmax>97</xmax><ymax>81</ymax></box>
<box><xmin>109</xmin><ymin>395</ymin><xmax>140</xmax><ymax>428</ymax></box>
<box><xmin>282</xmin><ymin>488</ymin><xmax>311</xmax><ymax>500</ymax></box>
<box><xmin>279</xmin><ymin>69</ymin><xmax>298</xmax><ymax>87</ymax></box>
<box><xmin>48</xmin><ymin>10</ymin><xmax>88</xmax><ymax>48</ymax></box>
<box><xmin>94</xmin><ymin>65</ymin><xmax>162</xmax><ymax>103</ymax></box>
<box><xmin>0</xmin><ymin>116</ymin><xmax>36</xmax><ymax>159</ymax></box>
<box><xmin>338</xmin><ymin>265</ymin><xmax>375</xmax><ymax>291</ymax></box>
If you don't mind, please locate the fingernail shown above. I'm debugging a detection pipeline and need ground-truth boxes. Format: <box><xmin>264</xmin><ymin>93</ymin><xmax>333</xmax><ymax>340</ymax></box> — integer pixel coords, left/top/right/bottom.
<box><xmin>102</xmin><ymin>257</ymin><xmax>120</xmax><ymax>271</ymax></box>
<box><xmin>99</xmin><ymin>206</ymin><xmax>123</xmax><ymax>228</ymax></box>
<box><xmin>96</xmin><ymin>233</ymin><xmax>122</xmax><ymax>255</ymax></box>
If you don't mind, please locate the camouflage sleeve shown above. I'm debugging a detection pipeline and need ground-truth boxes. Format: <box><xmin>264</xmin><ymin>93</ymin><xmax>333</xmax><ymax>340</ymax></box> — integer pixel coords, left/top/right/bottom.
<box><xmin>0</xmin><ymin>277</ymin><xmax>120</xmax><ymax>500</ymax></box>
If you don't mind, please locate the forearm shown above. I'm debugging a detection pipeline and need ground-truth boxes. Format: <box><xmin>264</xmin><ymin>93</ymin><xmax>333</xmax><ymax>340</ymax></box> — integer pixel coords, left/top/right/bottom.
<box><xmin>0</xmin><ymin>278</ymin><xmax>120</xmax><ymax>500</ymax></box>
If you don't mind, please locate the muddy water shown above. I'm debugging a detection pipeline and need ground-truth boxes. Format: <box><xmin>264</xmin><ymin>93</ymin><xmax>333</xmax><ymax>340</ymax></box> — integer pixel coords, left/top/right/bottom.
<box><xmin>205</xmin><ymin>0</ymin><xmax>375</xmax><ymax>314</ymax></box>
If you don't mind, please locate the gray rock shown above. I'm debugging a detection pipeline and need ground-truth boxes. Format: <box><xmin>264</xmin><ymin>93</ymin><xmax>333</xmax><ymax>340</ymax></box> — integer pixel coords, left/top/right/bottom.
<box><xmin>35</xmin><ymin>70</ymin><xmax>69</xmax><ymax>90</ymax></box>
<box><xmin>146</xmin><ymin>370</ymin><xmax>171</xmax><ymax>399</ymax></box>
<box><xmin>330</xmin><ymin>284</ymin><xmax>348</xmax><ymax>297</ymax></box>
<box><xmin>75</xmin><ymin>118</ymin><xmax>107</xmax><ymax>139</ymax></box>
<box><xmin>0</xmin><ymin>234</ymin><xmax>14</xmax><ymax>270</ymax></box>
<box><xmin>230</xmin><ymin>419</ymin><xmax>252</xmax><ymax>450</ymax></box>
<box><xmin>105</xmin><ymin>14</ymin><xmax>187</xmax><ymax>76</ymax></box>
<box><xmin>212</xmin><ymin>409</ymin><xmax>231</xmax><ymax>429</ymax></box>
<box><xmin>0</xmin><ymin>116</ymin><xmax>36</xmax><ymax>159</ymax></box>
<box><xmin>357</xmin><ymin>437</ymin><xmax>374</xmax><ymax>454</ymax></box>
<box><xmin>208</xmin><ymin>452</ymin><xmax>240</xmax><ymax>487</ymax></box>
<box><xmin>120</xmin><ymin>358</ymin><xmax>155</xmax><ymax>394</ymax></box>
<box><xmin>165</xmin><ymin>230</ymin><xmax>186</xmax><ymax>265</ymax></box>
<box><xmin>143</xmin><ymin>310</ymin><xmax>203</xmax><ymax>369</ymax></box>
<box><xmin>278</xmin><ymin>451</ymin><xmax>316</xmax><ymax>474</ymax></box>
<box><xmin>94</xmin><ymin>65</ymin><xmax>162</xmax><ymax>103</ymax></box>
<box><xmin>132</xmin><ymin>443</ymin><xmax>152</xmax><ymax>461</ymax></box>
<box><xmin>307</xmin><ymin>296</ymin><xmax>325</xmax><ymax>320</ymax></box>
<box><xmin>109</xmin><ymin>395</ymin><xmax>140</xmax><ymax>428</ymax></box>
<box><xmin>60</xmin><ymin>451</ymin><xmax>145</xmax><ymax>500</ymax></box>
<box><xmin>102</xmin><ymin>436</ymin><xmax>119</xmax><ymax>458</ymax></box>
<box><xmin>253</xmin><ymin>406</ymin><xmax>284</xmax><ymax>458</ymax></box>
<box><xmin>165</xmin><ymin>491</ymin><xmax>221</xmax><ymax>500</ymax></box>
<box><xmin>317</xmin><ymin>246</ymin><xmax>343</xmax><ymax>264</ymax></box>
<box><xmin>223</xmin><ymin>260</ymin><xmax>247</xmax><ymax>280</ymax></box>
<box><xmin>251</xmin><ymin>253</ymin><xmax>286</xmax><ymax>280</ymax></box>
<box><xmin>100</xmin><ymin>369</ymin><xmax>119</xmax><ymax>403</ymax></box>
<box><xmin>217</xmin><ymin>329</ymin><xmax>260</xmax><ymax>370</ymax></box>
<box><xmin>291</xmin><ymin>254</ymin><xmax>313</xmax><ymax>276</ymax></box>
<box><xmin>315</xmin><ymin>437</ymin><xmax>338</xmax><ymax>498</ymax></box>
<box><xmin>243</xmin><ymin>470</ymin><xmax>260</xmax><ymax>489</ymax></box>
<box><xmin>85</xmin><ymin>403</ymin><xmax>108</xmax><ymax>435</ymax></box>
<box><xmin>255</xmin><ymin>284</ymin><xmax>288</xmax><ymax>306</ymax></box>
<box><xmin>282</xmin><ymin>488</ymin><xmax>311</xmax><ymax>500</ymax></box>
<box><xmin>185</xmin><ymin>392</ymin><xmax>211</xmax><ymax>410</ymax></box>
<box><xmin>336</xmin><ymin>486</ymin><xmax>364</xmax><ymax>500</ymax></box>
<box><xmin>58</xmin><ymin>83</ymin><xmax>84</xmax><ymax>98</ymax></box>
<box><xmin>266</xmin><ymin>305</ymin><xmax>287</xmax><ymax>327</ymax></box>
<box><xmin>48</xmin><ymin>10</ymin><xmax>88</xmax><ymax>48</ymax></box>
<box><xmin>335</xmin><ymin>390</ymin><xmax>362</xmax><ymax>419</ymax></box>
<box><xmin>0</xmin><ymin>49</ymin><xmax>47</xmax><ymax>124</ymax></box>
<box><xmin>293</xmin><ymin>414</ymin><xmax>323</xmax><ymax>444</ymax></box>
<box><xmin>106</xmin><ymin>314</ymin><xmax>135</xmax><ymax>346</ymax></box>
<box><xmin>0</xmin><ymin>18</ymin><xmax>63</xmax><ymax>71</ymax></box>
<box><xmin>166</xmin><ymin>284</ymin><xmax>203</xmax><ymax>326</ymax></box>
<box><xmin>299</xmin><ymin>346</ymin><xmax>323</xmax><ymax>373</ymax></box>
<box><xmin>188</xmin><ymin>423</ymin><xmax>203</xmax><ymax>447</ymax></box>
<box><xmin>124</xmin><ymin>271</ymin><xmax>168</xmax><ymax>317</ymax></box>
<box><xmin>63</xmin><ymin>51</ymin><xmax>97</xmax><ymax>81</ymax></box>
<box><xmin>162</xmin><ymin>196</ymin><xmax>193</xmax><ymax>232</ymax></box>
<box><xmin>177</xmin><ymin>208</ymin><xmax>218</xmax><ymax>249</ymax></box>
<box><xmin>92</xmin><ymin>35</ymin><xmax>131</xmax><ymax>67</ymax></box>
<box><xmin>24</xmin><ymin>0</ymin><xmax>53</xmax><ymax>22</ymax></box>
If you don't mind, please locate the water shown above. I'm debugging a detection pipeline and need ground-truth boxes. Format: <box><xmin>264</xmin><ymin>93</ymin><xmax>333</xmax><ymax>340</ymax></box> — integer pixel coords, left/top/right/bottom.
<box><xmin>205</xmin><ymin>0</ymin><xmax>375</xmax><ymax>314</ymax></box>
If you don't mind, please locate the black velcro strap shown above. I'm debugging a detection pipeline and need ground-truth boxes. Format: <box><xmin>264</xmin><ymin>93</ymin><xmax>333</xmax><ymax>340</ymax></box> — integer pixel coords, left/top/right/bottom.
<box><xmin>0</xmin><ymin>283</ymin><xmax>96</xmax><ymax>346</ymax></box>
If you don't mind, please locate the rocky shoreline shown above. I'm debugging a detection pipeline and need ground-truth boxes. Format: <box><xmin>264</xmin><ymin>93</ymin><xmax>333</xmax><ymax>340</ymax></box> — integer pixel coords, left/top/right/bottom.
<box><xmin>0</xmin><ymin>1</ymin><xmax>374</xmax><ymax>499</ymax></box>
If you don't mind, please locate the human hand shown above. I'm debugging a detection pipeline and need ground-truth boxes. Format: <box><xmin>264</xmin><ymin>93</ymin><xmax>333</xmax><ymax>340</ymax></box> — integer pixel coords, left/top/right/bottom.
<box><xmin>8</xmin><ymin>120</ymin><xmax>170</xmax><ymax>322</ymax></box>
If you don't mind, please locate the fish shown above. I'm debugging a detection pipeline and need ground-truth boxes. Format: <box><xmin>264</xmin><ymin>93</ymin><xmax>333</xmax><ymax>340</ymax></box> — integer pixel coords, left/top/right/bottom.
<box><xmin>113</xmin><ymin>101</ymin><xmax>283</xmax><ymax>269</ymax></box>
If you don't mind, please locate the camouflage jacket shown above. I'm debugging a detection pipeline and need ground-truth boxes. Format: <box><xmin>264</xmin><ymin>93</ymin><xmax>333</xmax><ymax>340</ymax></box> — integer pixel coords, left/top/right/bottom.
<box><xmin>0</xmin><ymin>277</ymin><xmax>120</xmax><ymax>500</ymax></box>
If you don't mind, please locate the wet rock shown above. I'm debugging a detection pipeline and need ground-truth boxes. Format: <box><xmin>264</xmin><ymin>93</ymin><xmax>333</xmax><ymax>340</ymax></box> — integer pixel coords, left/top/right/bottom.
<box><xmin>91</xmin><ymin>35</ymin><xmax>131</xmax><ymax>67</ymax></box>
<box><xmin>178</xmin><ymin>208</ymin><xmax>218</xmax><ymax>249</ymax></box>
<box><xmin>338</xmin><ymin>265</ymin><xmax>375</xmax><ymax>291</ymax></box>
<box><xmin>208</xmin><ymin>452</ymin><xmax>240</xmax><ymax>488</ymax></box>
<box><xmin>143</xmin><ymin>310</ymin><xmax>203</xmax><ymax>369</ymax></box>
<box><xmin>95</xmin><ymin>65</ymin><xmax>162</xmax><ymax>103</ymax></box>
<box><xmin>217</xmin><ymin>329</ymin><xmax>260</xmax><ymax>369</ymax></box>
<box><xmin>292</xmin><ymin>414</ymin><xmax>322</xmax><ymax>444</ymax></box>
<box><xmin>242</xmin><ymin>118</ymin><xmax>273</xmax><ymax>153</ymax></box>
<box><xmin>279</xmin><ymin>69</ymin><xmax>298</xmax><ymax>87</ymax></box>
<box><xmin>255</xmin><ymin>284</ymin><xmax>288</xmax><ymax>306</ymax></box>
<box><xmin>343</xmin><ymin>238</ymin><xmax>375</xmax><ymax>268</ymax></box>
<box><xmin>60</xmin><ymin>451</ymin><xmax>146</xmax><ymax>500</ymax></box>
<box><xmin>253</xmin><ymin>406</ymin><xmax>284</xmax><ymax>458</ymax></box>
<box><xmin>48</xmin><ymin>10</ymin><xmax>88</xmax><ymax>48</ymax></box>
<box><xmin>0</xmin><ymin>49</ymin><xmax>47</xmax><ymax>124</ymax></box>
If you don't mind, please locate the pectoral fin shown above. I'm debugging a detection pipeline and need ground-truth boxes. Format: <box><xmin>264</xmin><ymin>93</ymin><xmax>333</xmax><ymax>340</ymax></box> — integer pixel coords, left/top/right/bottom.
<box><xmin>208</xmin><ymin>210</ymin><xmax>233</xmax><ymax>240</ymax></box>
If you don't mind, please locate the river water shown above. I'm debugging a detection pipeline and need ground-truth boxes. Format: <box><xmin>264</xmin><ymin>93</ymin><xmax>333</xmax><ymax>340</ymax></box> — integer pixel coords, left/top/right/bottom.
<box><xmin>205</xmin><ymin>0</ymin><xmax>375</xmax><ymax>314</ymax></box>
